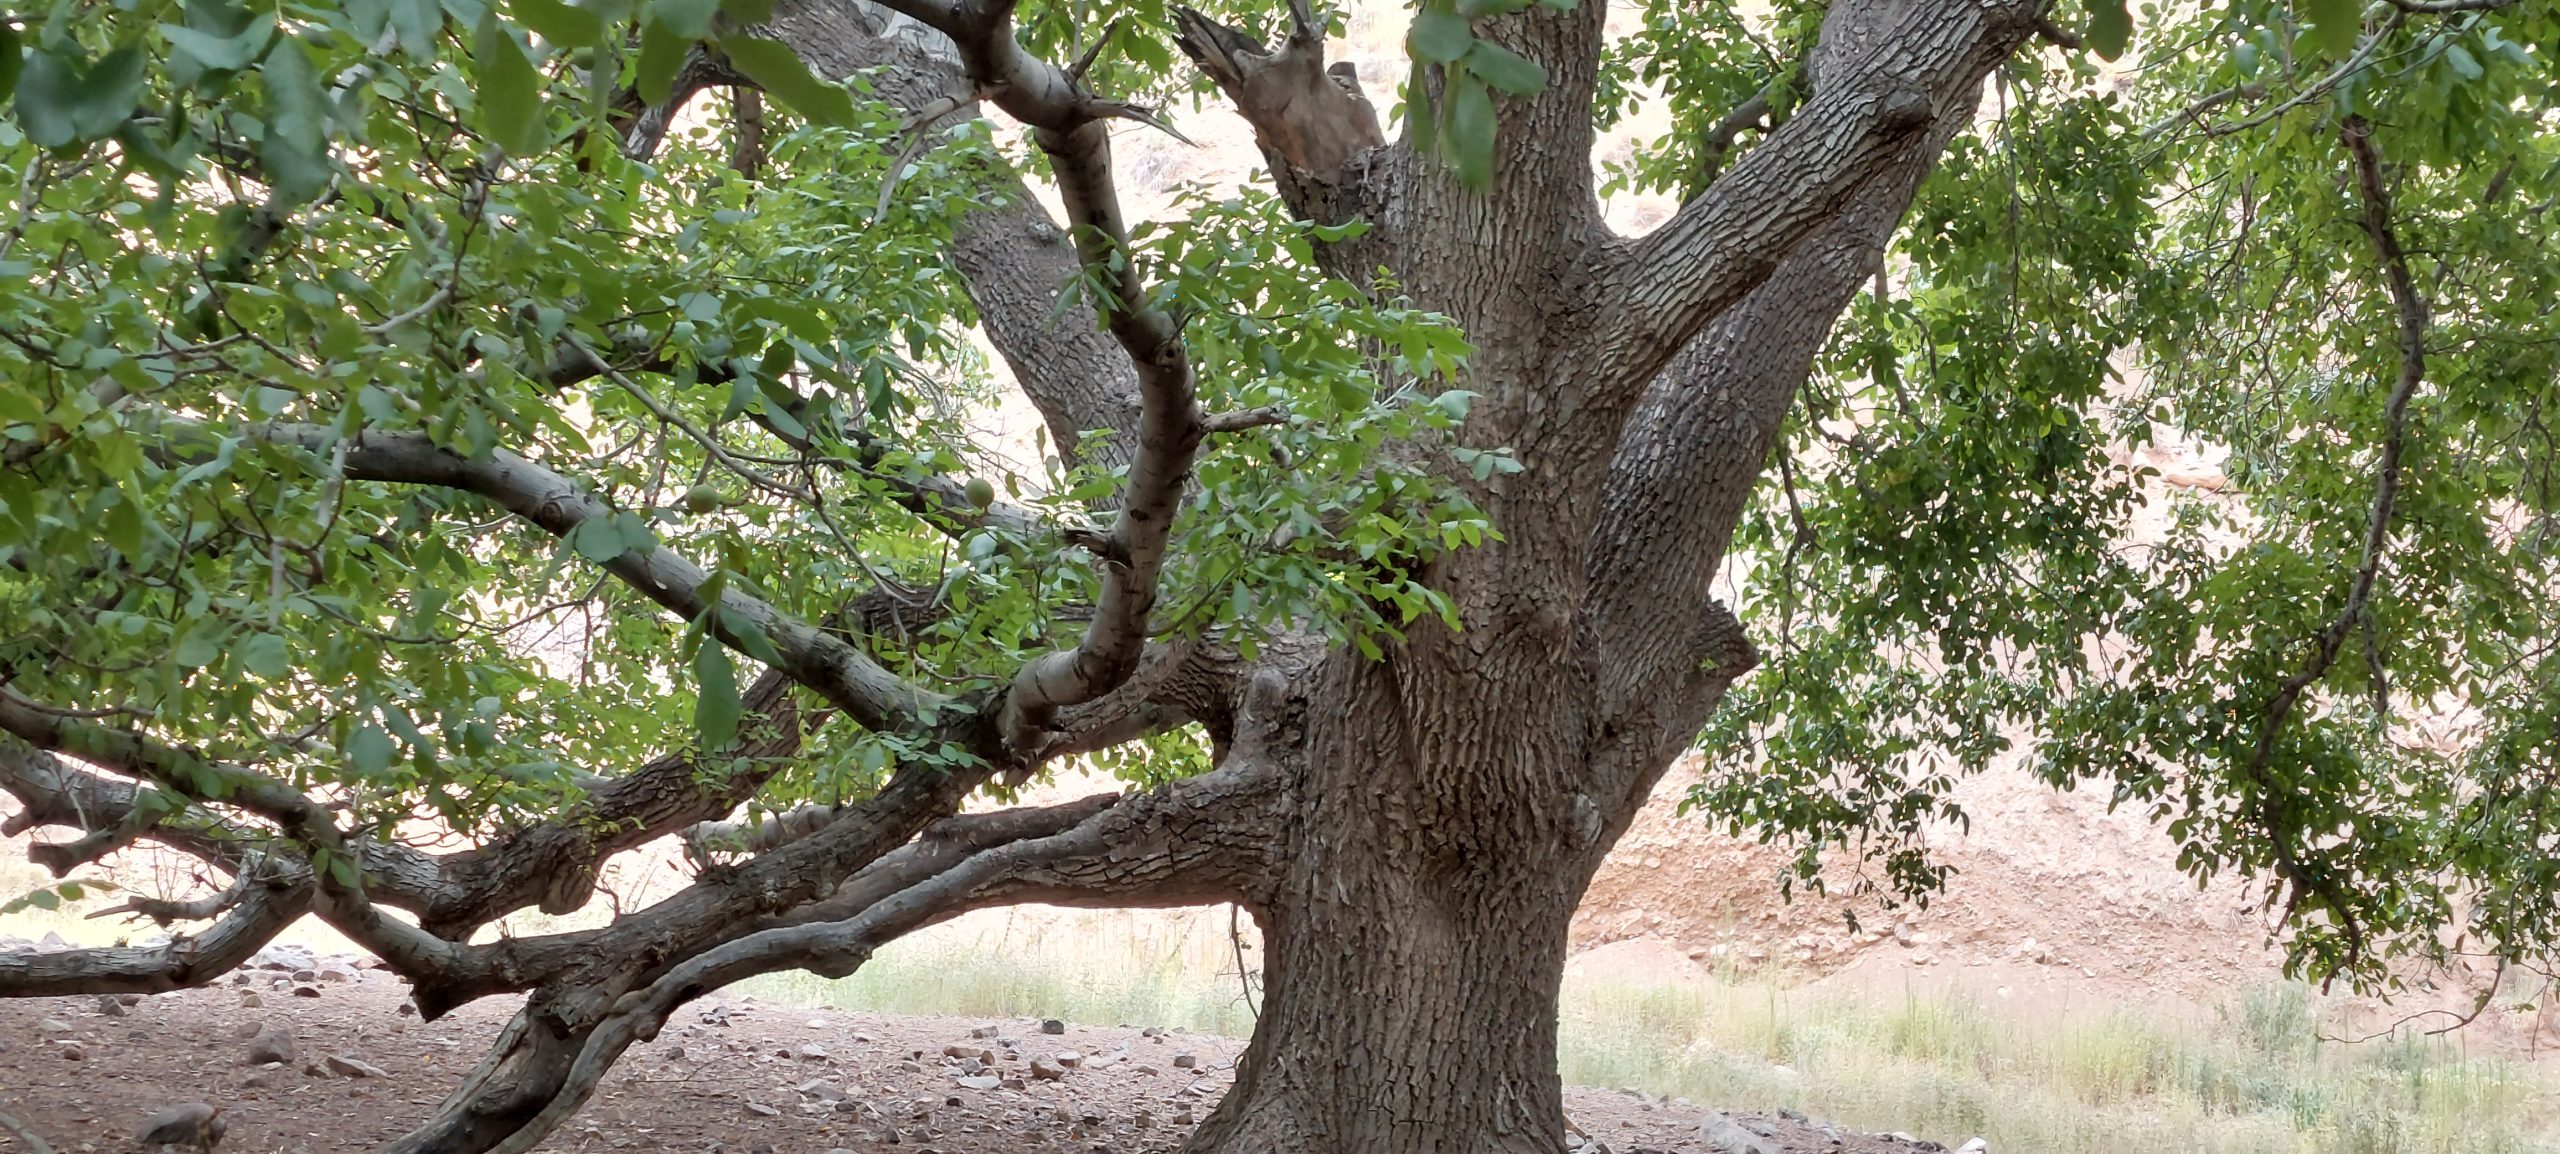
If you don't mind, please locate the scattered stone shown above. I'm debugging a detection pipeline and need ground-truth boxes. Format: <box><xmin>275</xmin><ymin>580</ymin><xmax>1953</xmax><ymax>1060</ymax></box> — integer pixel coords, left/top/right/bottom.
<box><xmin>1053</xmin><ymin>1051</ymin><xmax>1082</xmax><ymax>1069</ymax></box>
<box><xmin>290</xmin><ymin>968</ymin><xmax>319</xmax><ymax>983</ymax></box>
<box><xmin>1001</xmin><ymin>1078</ymin><xmax>1026</xmax><ymax>1092</ymax></box>
<box><xmin>1029</xmin><ymin>1058</ymin><xmax>1067</xmax><ymax>1081</ymax></box>
<box><xmin>1140</xmin><ymin>1027</ymin><xmax>1163</xmax><ymax>1038</ymax></box>
<box><xmin>969</xmin><ymin>1025</ymin><xmax>1000</xmax><ymax>1039</ymax></box>
<box><xmin>1699</xmin><ymin>1111</ymin><xmax>1777</xmax><ymax>1154</ymax></box>
<box><xmin>37</xmin><ymin>1017</ymin><xmax>73</xmax><ymax>1033</ymax></box>
<box><xmin>954</xmin><ymin>1075</ymin><xmax>1001</xmax><ymax>1091</ymax></box>
<box><xmin>58</xmin><ymin>1040</ymin><xmax>85</xmax><ymax>1060</ymax></box>
<box><xmin>1039</xmin><ymin>1018</ymin><xmax>1066</xmax><ymax>1035</ymax></box>
<box><xmin>245</xmin><ymin>1022</ymin><xmax>296</xmax><ymax>1066</ymax></box>
<box><xmin>325</xmin><ymin>1054</ymin><xmax>389</xmax><ymax>1078</ymax></box>
<box><xmin>39</xmin><ymin>930</ymin><xmax>69</xmax><ymax>950</ymax></box>
<box><xmin>251</xmin><ymin>943</ymin><xmax>316</xmax><ymax>971</ymax></box>
<box><xmin>798</xmin><ymin>1043</ymin><xmax>830</xmax><ymax>1060</ymax></box>
<box><xmin>289</xmin><ymin>984</ymin><xmax>321</xmax><ymax>999</ymax></box>
<box><xmin>1133</xmin><ymin>1065</ymin><xmax>1159</xmax><ymax>1077</ymax></box>
<box><xmin>96</xmin><ymin>994</ymin><xmax>127</xmax><ymax>1017</ymax></box>
<box><xmin>317</xmin><ymin>967</ymin><xmax>355</xmax><ymax>983</ymax></box>
<box><xmin>1170</xmin><ymin>1053</ymin><xmax>1197</xmax><ymax>1069</ymax></box>
<box><xmin>138</xmin><ymin>1102</ymin><xmax>224</xmax><ymax>1150</ymax></box>
<box><xmin>397</xmin><ymin>1001</ymin><xmax>417</xmax><ymax>1017</ymax></box>
<box><xmin>796</xmin><ymin>1079</ymin><xmax>847</xmax><ymax>1102</ymax></box>
<box><xmin>238</xmin><ymin>990</ymin><xmax>263</xmax><ymax>1009</ymax></box>
<box><xmin>743</xmin><ymin>1100</ymin><xmax>781</xmax><ymax>1118</ymax></box>
<box><xmin>943</xmin><ymin>1044</ymin><xmax>995</xmax><ymax>1062</ymax></box>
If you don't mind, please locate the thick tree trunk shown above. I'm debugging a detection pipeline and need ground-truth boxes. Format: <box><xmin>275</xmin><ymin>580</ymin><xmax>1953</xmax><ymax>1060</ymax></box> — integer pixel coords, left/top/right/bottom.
<box><xmin>1196</xmin><ymin>870</ymin><xmax>1578</xmax><ymax>1154</ymax></box>
<box><xmin>1182</xmin><ymin>661</ymin><xmax>1612</xmax><ymax>1154</ymax></box>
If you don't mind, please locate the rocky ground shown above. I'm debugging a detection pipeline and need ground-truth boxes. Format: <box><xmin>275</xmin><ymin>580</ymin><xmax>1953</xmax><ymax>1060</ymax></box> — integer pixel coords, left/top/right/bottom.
<box><xmin>0</xmin><ymin>942</ymin><xmax>1972</xmax><ymax>1154</ymax></box>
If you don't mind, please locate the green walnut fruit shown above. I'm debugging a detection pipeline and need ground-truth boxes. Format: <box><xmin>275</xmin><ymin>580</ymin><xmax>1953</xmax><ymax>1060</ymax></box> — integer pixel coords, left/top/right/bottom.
<box><xmin>682</xmin><ymin>484</ymin><xmax>727</xmax><ymax>514</ymax></box>
<box><xmin>963</xmin><ymin>477</ymin><xmax>996</xmax><ymax>510</ymax></box>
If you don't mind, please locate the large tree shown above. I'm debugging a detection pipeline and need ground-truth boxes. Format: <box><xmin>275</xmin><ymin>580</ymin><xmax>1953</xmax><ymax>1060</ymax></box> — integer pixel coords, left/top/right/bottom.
<box><xmin>3</xmin><ymin>0</ymin><xmax>2556</xmax><ymax>1150</ymax></box>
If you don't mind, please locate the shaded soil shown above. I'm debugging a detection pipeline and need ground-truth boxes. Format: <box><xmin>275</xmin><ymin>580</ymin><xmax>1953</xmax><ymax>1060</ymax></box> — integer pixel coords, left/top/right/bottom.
<box><xmin>0</xmin><ymin>961</ymin><xmax>1960</xmax><ymax>1154</ymax></box>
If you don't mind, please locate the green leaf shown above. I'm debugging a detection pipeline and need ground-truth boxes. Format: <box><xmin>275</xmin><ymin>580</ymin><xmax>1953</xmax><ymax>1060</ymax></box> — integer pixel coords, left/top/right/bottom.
<box><xmin>1408</xmin><ymin>10</ymin><xmax>1473</xmax><ymax>66</ymax></box>
<box><xmin>722</xmin><ymin>0</ymin><xmax>776</xmax><ymax>23</ymax></box>
<box><xmin>1463</xmin><ymin>40</ymin><xmax>1544</xmax><ymax>98</ymax></box>
<box><xmin>569</xmin><ymin>517</ymin><xmax>630</xmax><ymax>563</ymax></box>
<box><xmin>693</xmin><ymin>640</ymin><xmax>741</xmax><ymax>752</ymax></box>
<box><xmin>2087</xmin><ymin>0</ymin><xmax>2131</xmax><ymax>62</ymax></box>
<box><xmin>1447</xmin><ymin>72</ymin><xmax>1495</xmax><ymax>190</ymax></box>
<box><xmin>161</xmin><ymin>19</ymin><xmax>273</xmax><ymax>72</ymax></box>
<box><xmin>172</xmin><ymin>618</ymin><xmax>230</xmax><ymax>669</ymax></box>
<box><xmin>346</xmin><ymin>724</ymin><xmax>398</xmax><ymax>776</ymax></box>
<box><xmin>240</xmin><ymin>632</ymin><xmax>291</xmax><ymax>678</ymax></box>
<box><xmin>258</xmin><ymin>37</ymin><xmax>332</xmax><ymax>206</ymax></box>
<box><xmin>717</xmin><ymin>36</ymin><xmax>854</xmax><ymax>126</ymax></box>
<box><xmin>646</xmin><ymin>0</ymin><xmax>720</xmax><ymax>40</ymax></box>
<box><xmin>2301</xmin><ymin>0</ymin><xmax>2360</xmax><ymax>58</ymax></box>
<box><xmin>473</xmin><ymin>13</ymin><xmax>549</xmax><ymax>156</ymax></box>
<box><xmin>16</xmin><ymin>45</ymin><xmax>147</xmax><ymax>149</ymax></box>
<box><xmin>512</xmin><ymin>0</ymin><xmax>604</xmax><ymax>47</ymax></box>
<box><xmin>634</xmin><ymin>17</ymin><xmax>687</xmax><ymax>105</ymax></box>
<box><xmin>2444</xmin><ymin>44</ymin><xmax>2482</xmax><ymax>82</ymax></box>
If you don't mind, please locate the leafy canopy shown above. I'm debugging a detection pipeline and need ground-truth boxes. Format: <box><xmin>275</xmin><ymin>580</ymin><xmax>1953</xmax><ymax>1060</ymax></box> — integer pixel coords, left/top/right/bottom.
<box><xmin>0</xmin><ymin>0</ymin><xmax>1483</xmax><ymax>844</ymax></box>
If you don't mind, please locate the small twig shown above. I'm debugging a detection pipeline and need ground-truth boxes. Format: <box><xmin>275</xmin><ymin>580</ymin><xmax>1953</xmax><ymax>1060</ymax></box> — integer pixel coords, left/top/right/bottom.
<box><xmin>1066</xmin><ymin>18</ymin><xmax>1126</xmax><ymax>83</ymax></box>
<box><xmin>1201</xmin><ymin>405</ymin><xmax>1289</xmax><ymax>434</ymax></box>
<box><xmin>2029</xmin><ymin>14</ymin><xmax>2083</xmax><ymax>51</ymax></box>
<box><xmin>874</xmin><ymin>87</ymin><xmax>995</xmax><ymax>219</ymax></box>
<box><xmin>0</xmin><ymin>1108</ymin><xmax>58</xmax><ymax>1154</ymax></box>
<box><xmin>1092</xmin><ymin>100</ymin><xmax>1196</xmax><ymax>146</ymax></box>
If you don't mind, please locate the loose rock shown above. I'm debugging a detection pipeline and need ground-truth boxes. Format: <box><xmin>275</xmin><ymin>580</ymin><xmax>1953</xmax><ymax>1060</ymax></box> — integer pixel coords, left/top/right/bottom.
<box><xmin>744</xmin><ymin>1100</ymin><xmax>781</xmax><ymax>1118</ymax></box>
<box><xmin>1039</xmin><ymin>1018</ymin><xmax>1066</xmax><ymax>1035</ymax></box>
<box><xmin>245</xmin><ymin>1022</ymin><xmax>296</xmax><ymax>1066</ymax></box>
<box><xmin>1170</xmin><ymin>1053</ymin><xmax>1197</xmax><ymax>1069</ymax></box>
<box><xmin>325</xmin><ymin>1054</ymin><xmax>389</xmax><ymax>1078</ymax></box>
<box><xmin>1700</xmin><ymin>1111</ymin><xmax>1777</xmax><ymax>1154</ymax></box>
<box><xmin>1029</xmin><ymin>1058</ymin><xmax>1067</xmax><ymax>1081</ymax></box>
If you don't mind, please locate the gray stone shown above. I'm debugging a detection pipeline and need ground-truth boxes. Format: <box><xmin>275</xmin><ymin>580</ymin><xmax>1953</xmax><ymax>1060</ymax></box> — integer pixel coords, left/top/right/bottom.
<box><xmin>970</xmin><ymin>1025</ymin><xmax>999</xmax><ymax>1039</ymax></box>
<box><xmin>1039</xmin><ymin>1018</ymin><xmax>1066</xmax><ymax>1035</ymax></box>
<box><xmin>290</xmin><ymin>983</ymin><xmax>321</xmax><ymax>998</ymax></box>
<box><xmin>36</xmin><ymin>1017</ymin><xmax>72</xmax><ymax>1033</ymax></box>
<box><xmin>1170</xmin><ymin>1053</ymin><xmax>1197</xmax><ymax>1069</ymax></box>
<box><xmin>96</xmin><ymin>994</ymin><xmax>127</xmax><ymax>1017</ymax></box>
<box><xmin>955</xmin><ymin>1075</ymin><xmax>1001</xmax><ymax>1091</ymax></box>
<box><xmin>744</xmin><ymin>1100</ymin><xmax>781</xmax><ymax>1118</ymax></box>
<box><xmin>325</xmin><ymin>1053</ymin><xmax>389</xmax><ymax>1078</ymax></box>
<box><xmin>1053</xmin><ymin>1051</ymin><xmax>1082</xmax><ymax>1068</ymax></box>
<box><xmin>1029</xmin><ymin>1058</ymin><xmax>1067</xmax><ymax>1081</ymax></box>
<box><xmin>239</xmin><ymin>990</ymin><xmax>263</xmax><ymax>1008</ymax></box>
<box><xmin>1699</xmin><ymin>1112</ymin><xmax>1777</xmax><ymax>1154</ymax></box>
<box><xmin>246</xmin><ymin>1022</ymin><xmax>296</xmax><ymax>1065</ymax></box>
<box><xmin>56</xmin><ymin>1040</ymin><xmax>84</xmax><ymax>1060</ymax></box>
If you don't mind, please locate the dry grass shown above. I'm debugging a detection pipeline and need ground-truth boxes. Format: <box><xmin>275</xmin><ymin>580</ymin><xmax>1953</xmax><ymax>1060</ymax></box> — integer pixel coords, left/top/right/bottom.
<box><xmin>7</xmin><ymin>861</ymin><xmax>2553</xmax><ymax>1154</ymax></box>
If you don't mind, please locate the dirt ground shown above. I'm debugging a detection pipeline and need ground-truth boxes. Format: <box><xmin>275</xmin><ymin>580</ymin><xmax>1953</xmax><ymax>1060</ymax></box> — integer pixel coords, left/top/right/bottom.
<box><xmin>0</xmin><ymin>955</ymin><xmax>1966</xmax><ymax>1154</ymax></box>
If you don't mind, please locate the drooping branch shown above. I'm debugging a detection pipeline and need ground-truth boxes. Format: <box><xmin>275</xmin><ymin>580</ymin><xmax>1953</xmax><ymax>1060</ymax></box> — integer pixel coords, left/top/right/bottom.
<box><xmin>470</xmin><ymin>761</ymin><xmax>1280</xmax><ymax>1154</ymax></box>
<box><xmin>852</xmin><ymin>0</ymin><xmax>1220</xmax><ymax>757</ymax></box>
<box><xmin>0</xmin><ymin>877</ymin><xmax>310</xmax><ymax>996</ymax></box>
<box><xmin>1595</xmin><ymin>0</ymin><xmax>2040</xmax><ymax>399</ymax></box>
<box><xmin>2231</xmin><ymin>118</ymin><xmax>2432</xmax><ymax>966</ymax></box>
<box><xmin>148</xmin><ymin>417</ymin><xmax>942</xmax><ymax>737</ymax></box>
